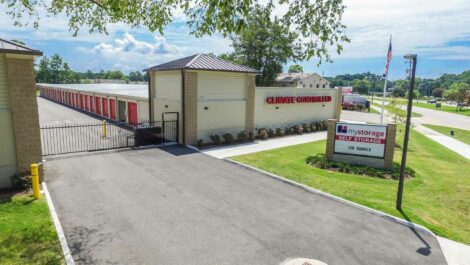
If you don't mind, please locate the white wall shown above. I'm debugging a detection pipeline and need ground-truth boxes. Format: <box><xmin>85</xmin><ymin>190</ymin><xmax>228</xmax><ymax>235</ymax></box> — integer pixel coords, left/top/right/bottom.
<box><xmin>254</xmin><ymin>87</ymin><xmax>337</xmax><ymax>129</ymax></box>
<box><xmin>196</xmin><ymin>71</ymin><xmax>247</xmax><ymax>142</ymax></box>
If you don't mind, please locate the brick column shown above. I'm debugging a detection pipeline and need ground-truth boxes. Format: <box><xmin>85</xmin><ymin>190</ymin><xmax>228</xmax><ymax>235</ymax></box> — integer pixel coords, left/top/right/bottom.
<box><xmin>383</xmin><ymin>123</ymin><xmax>397</xmax><ymax>169</ymax></box>
<box><xmin>5</xmin><ymin>56</ymin><xmax>43</xmax><ymax>178</ymax></box>
<box><xmin>334</xmin><ymin>88</ymin><xmax>342</xmax><ymax>120</ymax></box>
<box><xmin>245</xmin><ymin>74</ymin><xmax>256</xmax><ymax>136</ymax></box>
<box><xmin>183</xmin><ymin>71</ymin><xmax>198</xmax><ymax>145</ymax></box>
<box><xmin>325</xmin><ymin>119</ymin><xmax>337</xmax><ymax>160</ymax></box>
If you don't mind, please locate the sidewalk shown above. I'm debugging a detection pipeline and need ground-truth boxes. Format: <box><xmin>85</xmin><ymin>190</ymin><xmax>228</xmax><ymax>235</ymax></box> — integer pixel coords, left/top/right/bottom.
<box><xmin>437</xmin><ymin>236</ymin><xmax>470</xmax><ymax>265</ymax></box>
<box><xmin>414</xmin><ymin>125</ymin><xmax>470</xmax><ymax>159</ymax></box>
<box><xmin>199</xmin><ymin>131</ymin><xmax>327</xmax><ymax>158</ymax></box>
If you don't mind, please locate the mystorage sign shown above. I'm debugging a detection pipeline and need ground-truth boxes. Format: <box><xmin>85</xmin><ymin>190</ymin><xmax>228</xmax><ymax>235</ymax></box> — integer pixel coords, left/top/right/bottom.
<box><xmin>334</xmin><ymin>122</ymin><xmax>387</xmax><ymax>158</ymax></box>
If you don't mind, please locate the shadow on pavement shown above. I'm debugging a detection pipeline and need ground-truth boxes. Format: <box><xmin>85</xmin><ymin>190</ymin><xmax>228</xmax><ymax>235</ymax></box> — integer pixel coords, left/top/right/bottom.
<box><xmin>398</xmin><ymin>209</ymin><xmax>432</xmax><ymax>256</ymax></box>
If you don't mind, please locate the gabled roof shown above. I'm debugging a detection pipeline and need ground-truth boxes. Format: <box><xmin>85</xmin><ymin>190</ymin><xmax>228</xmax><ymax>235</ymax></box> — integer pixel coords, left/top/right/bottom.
<box><xmin>276</xmin><ymin>72</ymin><xmax>318</xmax><ymax>82</ymax></box>
<box><xmin>0</xmin><ymin>39</ymin><xmax>43</xmax><ymax>56</ymax></box>
<box><xmin>144</xmin><ymin>53</ymin><xmax>258</xmax><ymax>73</ymax></box>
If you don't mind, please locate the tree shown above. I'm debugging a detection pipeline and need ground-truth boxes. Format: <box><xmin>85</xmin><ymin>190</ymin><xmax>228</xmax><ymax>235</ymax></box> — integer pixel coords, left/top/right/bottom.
<box><xmin>4</xmin><ymin>0</ymin><xmax>349</xmax><ymax>64</ymax></box>
<box><xmin>224</xmin><ymin>4</ymin><xmax>303</xmax><ymax>86</ymax></box>
<box><xmin>432</xmin><ymin>88</ymin><xmax>445</xmax><ymax>98</ymax></box>
<box><xmin>49</xmin><ymin>54</ymin><xmax>64</xmax><ymax>83</ymax></box>
<box><xmin>288</xmin><ymin>64</ymin><xmax>303</xmax><ymax>73</ymax></box>
<box><xmin>10</xmin><ymin>39</ymin><xmax>25</xmax><ymax>45</ymax></box>
<box><xmin>392</xmin><ymin>88</ymin><xmax>406</xmax><ymax>97</ymax></box>
<box><xmin>129</xmin><ymin>71</ymin><xmax>144</xmax><ymax>82</ymax></box>
<box><xmin>444</xmin><ymin>82</ymin><xmax>470</xmax><ymax>110</ymax></box>
<box><xmin>352</xmin><ymin>79</ymin><xmax>370</xmax><ymax>94</ymax></box>
<box><xmin>36</xmin><ymin>56</ymin><xmax>50</xmax><ymax>83</ymax></box>
<box><xmin>388</xmin><ymin>99</ymin><xmax>406</xmax><ymax>123</ymax></box>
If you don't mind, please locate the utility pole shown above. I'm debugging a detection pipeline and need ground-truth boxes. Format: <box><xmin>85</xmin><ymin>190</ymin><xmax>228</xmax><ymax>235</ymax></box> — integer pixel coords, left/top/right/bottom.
<box><xmin>397</xmin><ymin>54</ymin><xmax>417</xmax><ymax>210</ymax></box>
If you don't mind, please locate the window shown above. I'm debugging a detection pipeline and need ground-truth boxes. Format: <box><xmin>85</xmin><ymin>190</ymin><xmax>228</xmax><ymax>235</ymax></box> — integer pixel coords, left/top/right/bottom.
<box><xmin>316</xmin><ymin>84</ymin><xmax>319</xmax><ymax>88</ymax></box>
<box><xmin>309</xmin><ymin>84</ymin><xmax>312</xmax><ymax>88</ymax></box>
<box><xmin>303</xmin><ymin>84</ymin><xmax>306</xmax><ymax>88</ymax></box>
<box><xmin>322</xmin><ymin>84</ymin><xmax>326</xmax><ymax>88</ymax></box>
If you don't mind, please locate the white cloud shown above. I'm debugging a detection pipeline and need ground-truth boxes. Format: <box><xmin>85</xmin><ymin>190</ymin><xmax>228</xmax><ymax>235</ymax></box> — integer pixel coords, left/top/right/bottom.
<box><xmin>78</xmin><ymin>32</ymin><xmax>185</xmax><ymax>71</ymax></box>
<box><xmin>339</xmin><ymin>0</ymin><xmax>470</xmax><ymax>59</ymax></box>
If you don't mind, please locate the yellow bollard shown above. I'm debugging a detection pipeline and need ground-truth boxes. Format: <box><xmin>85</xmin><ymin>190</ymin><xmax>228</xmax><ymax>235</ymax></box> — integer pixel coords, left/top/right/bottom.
<box><xmin>31</xmin><ymin>164</ymin><xmax>40</xmax><ymax>199</ymax></box>
<box><xmin>102</xmin><ymin>120</ymin><xmax>107</xmax><ymax>138</ymax></box>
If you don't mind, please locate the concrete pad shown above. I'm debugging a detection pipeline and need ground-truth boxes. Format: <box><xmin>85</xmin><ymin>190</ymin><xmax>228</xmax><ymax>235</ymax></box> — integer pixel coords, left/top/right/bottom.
<box><xmin>437</xmin><ymin>236</ymin><xmax>470</xmax><ymax>265</ymax></box>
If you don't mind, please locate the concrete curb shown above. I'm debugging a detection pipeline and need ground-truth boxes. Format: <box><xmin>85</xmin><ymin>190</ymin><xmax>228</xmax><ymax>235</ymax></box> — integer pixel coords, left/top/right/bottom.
<box><xmin>42</xmin><ymin>182</ymin><xmax>75</xmax><ymax>265</ymax></box>
<box><xmin>224</xmin><ymin>158</ymin><xmax>435</xmax><ymax>237</ymax></box>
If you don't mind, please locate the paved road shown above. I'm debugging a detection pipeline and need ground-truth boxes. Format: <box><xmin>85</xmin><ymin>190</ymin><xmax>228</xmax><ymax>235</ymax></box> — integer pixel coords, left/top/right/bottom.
<box><xmin>370</xmin><ymin>100</ymin><xmax>470</xmax><ymax>130</ymax></box>
<box><xmin>38</xmin><ymin>97</ymin><xmax>135</xmax><ymax>155</ymax></box>
<box><xmin>46</xmin><ymin>146</ymin><xmax>446</xmax><ymax>265</ymax></box>
<box><xmin>38</xmin><ymin>96</ymin><xmax>105</xmax><ymax>125</ymax></box>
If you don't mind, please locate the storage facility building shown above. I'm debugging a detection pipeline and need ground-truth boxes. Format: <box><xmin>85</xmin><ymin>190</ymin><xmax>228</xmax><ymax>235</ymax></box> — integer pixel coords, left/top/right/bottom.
<box><xmin>39</xmin><ymin>53</ymin><xmax>341</xmax><ymax>147</ymax></box>
<box><xmin>38</xmin><ymin>83</ymin><xmax>150</xmax><ymax>124</ymax></box>
<box><xmin>146</xmin><ymin>54</ymin><xmax>341</xmax><ymax>145</ymax></box>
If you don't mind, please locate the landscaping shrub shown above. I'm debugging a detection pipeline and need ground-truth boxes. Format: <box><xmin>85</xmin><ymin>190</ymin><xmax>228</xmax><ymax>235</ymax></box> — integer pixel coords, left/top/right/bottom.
<box><xmin>287</xmin><ymin>126</ymin><xmax>296</xmax><ymax>135</ymax></box>
<box><xmin>222</xmin><ymin>133</ymin><xmax>234</xmax><ymax>143</ymax></box>
<box><xmin>210</xmin><ymin>134</ymin><xmax>221</xmax><ymax>144</ymax></box>
<box><xmin>276</xmin><ymin>128</ymin><xmax>285</xmax><ymax>136</ymax></box>
<box><xmin>303</xmin><ymin>123</ymin><xmax>312</xmax><ymax>133</ymax></box>
<box><xmin>306</xmin><ymin>154</ymin><xmax>415</xmax><ymax>179</ymax></box>
<box><xmin>197</xmin><ymin>139</ymin><xmax>204</xmax><ymax>147</ymax></box>
<box><xmin>237</xmin><ymin>131</ymin><xmax>247</xmax><ymax>141</ymax></box>
<box><xmin>10</xmin><ymin>174</ymin><xmax>31</xmax><ymax>190</ymax></box>
<box><xmin>257</xmin><ymin>128</ymin><xmax>269</xmax><ymax>139</ymax></box>
<box><xmin>294</xmin><ymin>125</ymin><xmax>304</xmax><ymax>134</ymax></box>
<box><xmin>268</xmin><ymin>129</ymin><xmax>276</xmax><ymax>138</ymax></box>
<box><xmin>310</xmin><ymin>122</ymin><xmax>317</xmax><ymax>131</ymax></box>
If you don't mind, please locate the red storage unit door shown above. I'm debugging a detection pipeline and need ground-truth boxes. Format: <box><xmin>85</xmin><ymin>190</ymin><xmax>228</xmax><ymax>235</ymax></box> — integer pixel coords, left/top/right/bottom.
<box><xmin>80</xmin><ymin>95</ymin><xmax>85</xmax><ymax>109</ymax></box>
<box><xmin>96</xmin><ymin>97</ymin><xmax>101</xmax><ymax>115</ymax></box>
<box><xmin>75</xmin><ymin>93</ymin><xmax>79</xmax><ymax>107</ymax></box>
<box><xmin>90</xmin><ymin>96</ymin><xmax>94</xmax><ymax>112</ymax></box>
<box><xmin>102</xmin><ymin>98</ymin><xmax>109</xmax><ymax>118</ymax></box>
<box><xmin>128</xmin><ymin>102</ymin><xmax>138</xmax><ymax>125</ymax></box>
<box><xmin>85</xmin><ymin>95</ymin><xmax>89</xmax><ymax>111</ymax></box>
<box><xmin>110</xmin><ymin>99</ymin><xmax>116</xmax><ymax>120</ymax></box>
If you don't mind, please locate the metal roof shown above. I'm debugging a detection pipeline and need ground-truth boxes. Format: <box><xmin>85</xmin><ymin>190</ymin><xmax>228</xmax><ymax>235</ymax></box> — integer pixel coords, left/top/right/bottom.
<box><xmin>0</xmin><ymin>39</ymin><xmax>43</xmax><ymax>56</ymax></box>
<box><xmin>144</xmin><ymin>53</ymin><xmax>258</xmax><ymax>73</ymax></box>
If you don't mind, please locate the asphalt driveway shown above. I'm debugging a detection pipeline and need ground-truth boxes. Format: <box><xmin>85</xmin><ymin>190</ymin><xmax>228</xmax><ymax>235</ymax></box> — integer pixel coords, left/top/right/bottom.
<box><xmin>45</xmin><ymin>146</ymin><xmax>447</xmax><ymax>265</ymax></box>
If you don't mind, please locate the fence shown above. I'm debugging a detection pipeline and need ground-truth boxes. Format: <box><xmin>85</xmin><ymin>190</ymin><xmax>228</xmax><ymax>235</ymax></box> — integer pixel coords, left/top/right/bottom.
<box><xmin>40</xmin><ymin>119</ymin><xmax>178</xmax><ymax>156</ymax></box>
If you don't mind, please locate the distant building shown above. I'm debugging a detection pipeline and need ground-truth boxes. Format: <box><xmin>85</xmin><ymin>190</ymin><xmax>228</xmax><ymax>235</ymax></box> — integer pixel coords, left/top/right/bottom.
<box><xmin>274</xmin><ymin>72</ymin><xmax>331</xmax><ymax>88</ymax></box>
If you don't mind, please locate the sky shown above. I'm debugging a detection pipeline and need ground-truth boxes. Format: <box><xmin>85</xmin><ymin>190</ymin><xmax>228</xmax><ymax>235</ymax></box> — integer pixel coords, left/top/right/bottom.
<box><xmin>1</xmin><ymin>0</ymin><xmax>470</xmax><ymax>80</ymax></box>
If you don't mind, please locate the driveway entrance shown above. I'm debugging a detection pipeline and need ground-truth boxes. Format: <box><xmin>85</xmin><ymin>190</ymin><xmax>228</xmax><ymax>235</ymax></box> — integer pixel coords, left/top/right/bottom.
<box><xmin>45</xmin><ymin>146</ymin><xmax>446</xmax><ymax>265</ymax></box>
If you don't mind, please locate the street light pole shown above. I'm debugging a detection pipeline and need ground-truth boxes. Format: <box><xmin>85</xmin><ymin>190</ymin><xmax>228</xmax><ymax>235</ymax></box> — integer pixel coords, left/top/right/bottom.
<box><xmin>397</xmin><ymin>54</ymin><xmax>417</xmax><ymax>210</ymax></box>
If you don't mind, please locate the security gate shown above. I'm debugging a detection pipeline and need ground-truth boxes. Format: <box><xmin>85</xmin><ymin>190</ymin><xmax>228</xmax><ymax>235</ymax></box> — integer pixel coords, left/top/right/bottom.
<box><xmin>40</xmin><ymin>117</ymin><xmax>178</xmax><ymax>156</ymax></box>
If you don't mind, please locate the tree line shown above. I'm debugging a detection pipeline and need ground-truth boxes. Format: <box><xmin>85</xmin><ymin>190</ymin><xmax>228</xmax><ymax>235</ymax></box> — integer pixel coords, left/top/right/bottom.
<box><xmin>35</xmin><ymin>54</ymin><xmax>148</xmax><ymax>84</ymax></box>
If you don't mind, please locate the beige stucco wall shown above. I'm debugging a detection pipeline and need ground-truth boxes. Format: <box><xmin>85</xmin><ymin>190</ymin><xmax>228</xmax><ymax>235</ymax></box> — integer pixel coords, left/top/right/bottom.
<box><xmin>254</xmin><ymin>87</ymin><xmax>337</xmax><ymax>129</ymax></box>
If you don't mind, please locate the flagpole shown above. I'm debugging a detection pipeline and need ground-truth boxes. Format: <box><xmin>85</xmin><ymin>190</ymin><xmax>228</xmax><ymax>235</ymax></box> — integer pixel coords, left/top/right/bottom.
<box><xmin>380</xmin><ymin>74</ymin><xmax>388</xmax><ymax>124</ymax></box>
<box><xmin>380</xmin><ymin>35</ymin><xmax>392</xmax><ymax>124</ymax></box>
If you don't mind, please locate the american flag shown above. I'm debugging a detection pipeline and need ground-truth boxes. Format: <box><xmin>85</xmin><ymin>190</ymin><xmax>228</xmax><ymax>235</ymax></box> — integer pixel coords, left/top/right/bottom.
<box><xmin>383</xmin><ymin>37</ymin><xmax>392</xmax><ymax>77</ymax></box>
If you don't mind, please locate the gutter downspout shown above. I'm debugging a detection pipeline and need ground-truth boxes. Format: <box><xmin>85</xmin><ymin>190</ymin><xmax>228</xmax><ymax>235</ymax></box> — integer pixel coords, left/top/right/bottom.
<box><xmin>147</xmin><ymin>71</ymin><xmax>153</xmax><ymax>122</ymax></box>
<box><xmin>181</xmin><ymin>70</ymin><xmax>185</xmax><ymax>145</ymax></box>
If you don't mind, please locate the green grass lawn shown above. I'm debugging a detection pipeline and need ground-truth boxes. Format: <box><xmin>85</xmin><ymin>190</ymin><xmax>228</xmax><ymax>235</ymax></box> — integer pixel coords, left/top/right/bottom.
<box><xmin>0</xmin><ymin>192</ymin><xmax>63</xmax><ymax>264</ymax></box>
<box><xmin>371</xmin><ymin>102</ymin><xmax>423</xmax><ymax>117</ymax></box>
<box><xmin>423</xmin><ymin>124</ymin><xmax>470</xmax><ymax>145</ymax></box>
<box><xmin>232</xmin><ymin>127</ymin><xmax>470</xmax><ymax>244</ymax></box>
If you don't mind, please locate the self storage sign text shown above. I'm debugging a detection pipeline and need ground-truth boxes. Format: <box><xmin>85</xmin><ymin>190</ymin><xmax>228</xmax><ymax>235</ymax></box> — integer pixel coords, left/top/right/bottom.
<box><xmin>265</xmin><ymin>96</ymin><xmax>332</xmax><ymax>104</ymax></box>
<box><xmin>334</xmin><ymin>123</ymin><xmax>387</xmax><ymax>158</ymax></box>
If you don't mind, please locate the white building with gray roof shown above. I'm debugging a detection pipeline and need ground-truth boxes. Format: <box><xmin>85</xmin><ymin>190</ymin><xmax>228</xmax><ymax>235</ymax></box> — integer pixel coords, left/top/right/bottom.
<box><xmin>275</xmin><ymin>72</ymin><xmax>331</xmax><ymax>89</ymax></box>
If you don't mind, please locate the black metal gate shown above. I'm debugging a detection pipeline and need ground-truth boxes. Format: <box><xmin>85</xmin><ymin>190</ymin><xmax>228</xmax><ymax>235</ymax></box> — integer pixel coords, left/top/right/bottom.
<box><xmin>40</xmin><ymin>117</ymin><xmax>178</xmax><ymax>156</ymax></box>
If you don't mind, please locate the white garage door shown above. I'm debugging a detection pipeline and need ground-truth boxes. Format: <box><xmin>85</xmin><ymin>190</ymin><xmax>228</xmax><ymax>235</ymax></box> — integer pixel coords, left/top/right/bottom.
<box><xmin>0</xmin><ymin>54</ymin><xmax>17</xmax><ymax>188</ymax></box>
